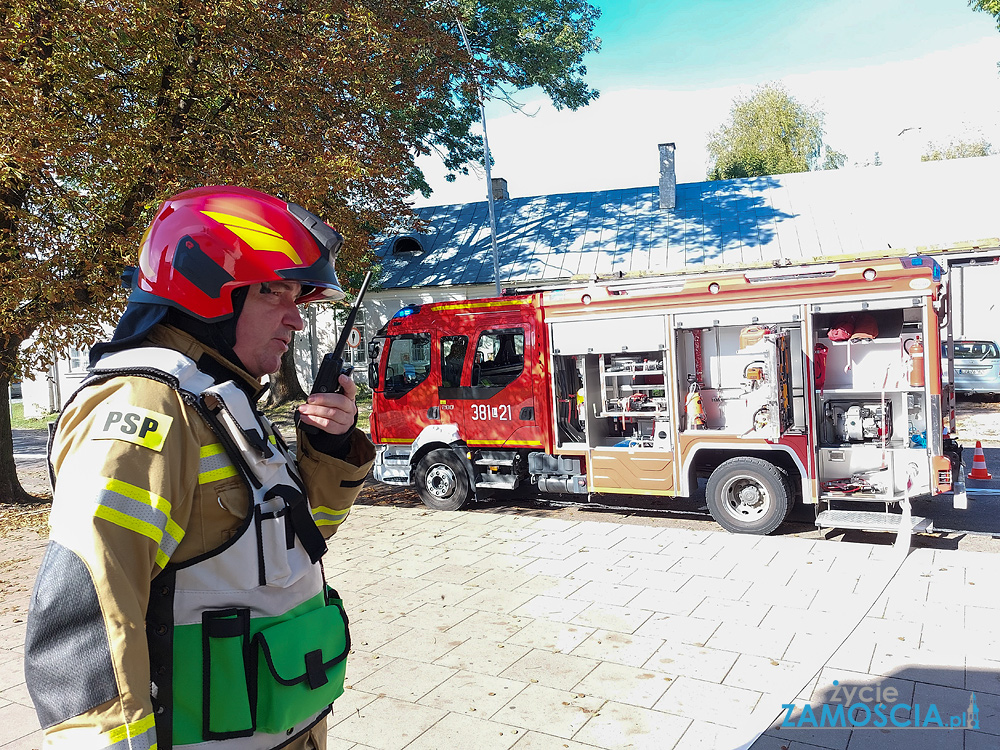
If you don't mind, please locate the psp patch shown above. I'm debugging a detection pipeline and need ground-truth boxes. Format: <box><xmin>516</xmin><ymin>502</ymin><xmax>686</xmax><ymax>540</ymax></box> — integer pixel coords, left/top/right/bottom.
<box><xmin>91</xmin><ymin>405</ymin><xmax>173</xmax><ymax>452</ymax></box>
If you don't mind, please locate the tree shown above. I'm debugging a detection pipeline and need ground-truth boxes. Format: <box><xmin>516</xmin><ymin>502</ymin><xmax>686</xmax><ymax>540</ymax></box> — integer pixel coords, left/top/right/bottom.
<box><xmin>970</xmin><ymin>0</ymin><xmax>1000</xmax><ymax>28</ymax></box>
<box><xmin>922</xmin><ymin>137</ymin><xmax>993</xmax><ymax>161</ymax></box>
<box><xmin>706</xmin><ymin>83</ymin><xmax>838</xmax><ymax>180</ymax></box>
<box><xmin>0</xmin><ymin>0</ymin><xmax>601</xmax><ymax>502</ymax></box>
<box><xmin>822</xmin><ymin>146</ymin><xmax>847</xmax><ymax>171</ymax></box>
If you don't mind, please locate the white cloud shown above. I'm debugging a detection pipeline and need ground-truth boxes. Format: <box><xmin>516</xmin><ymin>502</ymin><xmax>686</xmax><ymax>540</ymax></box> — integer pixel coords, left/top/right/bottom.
<box><xmin>411</xmin><ymin>37</ymin><xmax>1000</xmax><ymax>207</ymax></box>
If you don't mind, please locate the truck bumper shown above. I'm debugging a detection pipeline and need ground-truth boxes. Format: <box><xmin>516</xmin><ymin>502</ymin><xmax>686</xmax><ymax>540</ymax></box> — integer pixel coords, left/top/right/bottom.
<box><xmin>373</xmin><ymin>444</ymin><xmax>412</xmax><ymax>485</ymax></box>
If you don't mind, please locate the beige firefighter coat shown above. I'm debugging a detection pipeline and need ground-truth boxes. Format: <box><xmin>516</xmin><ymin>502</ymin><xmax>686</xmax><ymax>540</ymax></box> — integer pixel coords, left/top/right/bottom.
<box><xmin>31</xmin><ymin>325</ymin><xmax>374</xmax><ymax>749</ymax></box>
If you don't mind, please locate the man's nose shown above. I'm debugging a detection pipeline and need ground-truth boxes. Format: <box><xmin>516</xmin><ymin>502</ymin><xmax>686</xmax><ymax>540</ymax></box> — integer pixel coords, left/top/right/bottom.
<box><xmin>283</xmin><ymin>301</ymin><xmax>305</xmax><ymax>331</ymax></box>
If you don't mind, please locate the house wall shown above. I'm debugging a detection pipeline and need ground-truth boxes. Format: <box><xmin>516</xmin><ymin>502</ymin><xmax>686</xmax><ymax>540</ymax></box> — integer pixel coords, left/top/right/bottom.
<box><xmin>21</xmin><ymin>358</ymin><xmax>90</xmax><ymax>419</ymax></box>
<box><xmin>952</xmin><ymin>264</ymin><xmax>1000</xmax><ymax>341</ymax></box>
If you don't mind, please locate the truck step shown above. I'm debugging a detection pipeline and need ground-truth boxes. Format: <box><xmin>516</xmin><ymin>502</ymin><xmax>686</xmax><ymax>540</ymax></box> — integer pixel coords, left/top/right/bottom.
<box><xmin>475</xmin><ymin>451</ymin><xmax>516</xmax><ymax>466</ymax></box>
<box><xmin>476</xmin><ymin>475</ymin><xmax>519</xmax><ymax>490</ymax></box>
<box><xmin>475</xmin><ymin>457</ymin><xmax>516</xmax><ymax>467</ymax></box>
<box><xmin>819</xmin><ymin>492</ymin><xmax>902</xmax><ymax>503</ymax></box>
<box><xmin>815</xmin><ymin>510</ymin><xmax>934</xmax><ymax>534</ymax></box>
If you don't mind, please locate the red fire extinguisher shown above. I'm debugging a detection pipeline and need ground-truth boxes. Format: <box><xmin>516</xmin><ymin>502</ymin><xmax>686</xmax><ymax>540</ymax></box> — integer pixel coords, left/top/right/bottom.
<box><xmin>907</xmin><ymin>336</ymin><xmax>925</xmax><ymax>387</ymax></box>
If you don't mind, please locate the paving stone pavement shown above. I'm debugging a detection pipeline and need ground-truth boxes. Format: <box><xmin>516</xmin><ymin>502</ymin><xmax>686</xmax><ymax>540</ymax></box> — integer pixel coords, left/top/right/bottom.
<box><xmin>2</xmin><ymin>504</ymin><xmax>1000</xmax><ymax>749</ymax></box>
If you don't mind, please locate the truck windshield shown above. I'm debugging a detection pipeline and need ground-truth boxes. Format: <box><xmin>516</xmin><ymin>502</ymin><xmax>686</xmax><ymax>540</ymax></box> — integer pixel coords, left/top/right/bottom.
<box><xmin>384</xmin><ymin>333</ymin><xmax>431</xmax><ymax>394</ymax></box>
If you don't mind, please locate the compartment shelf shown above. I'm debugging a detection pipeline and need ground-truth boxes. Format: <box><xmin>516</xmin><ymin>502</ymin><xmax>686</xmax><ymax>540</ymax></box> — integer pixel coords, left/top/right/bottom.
<box><xmin>605</xmin><ymin>368</ymin><xmax>664</xmax><ymax>376</ymax></box>
<box><xmin>599</xmin><ymin>410</ymin><xmax>670</xmax><ymax>418</ymax></box>
<box><xmin>820</xmin><ymin>387</ymin><xmax>921</xmax><ymax>394</ymax></box>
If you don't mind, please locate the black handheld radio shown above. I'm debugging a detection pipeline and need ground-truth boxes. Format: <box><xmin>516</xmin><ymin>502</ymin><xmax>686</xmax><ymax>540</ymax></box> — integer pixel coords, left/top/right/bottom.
<box><xmin>298</xmin><ymin>270</ymin><xmax>373</xmax><ymax>435</ymax></box>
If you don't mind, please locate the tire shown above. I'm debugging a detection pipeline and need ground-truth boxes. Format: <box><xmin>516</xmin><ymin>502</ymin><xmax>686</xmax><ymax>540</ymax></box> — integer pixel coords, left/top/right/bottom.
<box><xmin>705</xmin><ymin>457</ymin><xmax>790</xmax><ymax>535</ymax></box>
<box><xmin>414</xmin><ymin>449</ymin><xmax>472</xmax><ymax>511</ymax></box>
<box><xmin>776</xmin><ymin>467</ymin><xmax>799</xmax><ymax>520</ymax></box>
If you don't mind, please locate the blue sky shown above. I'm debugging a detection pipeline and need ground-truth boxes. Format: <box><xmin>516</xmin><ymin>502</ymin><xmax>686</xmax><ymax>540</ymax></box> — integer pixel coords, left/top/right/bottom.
<box><xmin>416</xmin><ymin>1</ymin><xmax>1000</xmax><ymax>206</ymax></box>
<box><xmin>588</xmin><ymin>0</ymin><xmax>996</xmax><ymax>90</ymax></box>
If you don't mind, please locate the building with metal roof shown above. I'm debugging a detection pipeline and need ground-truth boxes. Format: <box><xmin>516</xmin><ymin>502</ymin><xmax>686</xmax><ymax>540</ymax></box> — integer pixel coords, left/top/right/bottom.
<box><xmin>365</xmin><ymin>147</ymin><xmax>999</xmax><ymax>347</ymax></box>
<box><xmin>376</xmin><ymin>147</ymin><xmax>997</xmax><ymax>287</ymax></box>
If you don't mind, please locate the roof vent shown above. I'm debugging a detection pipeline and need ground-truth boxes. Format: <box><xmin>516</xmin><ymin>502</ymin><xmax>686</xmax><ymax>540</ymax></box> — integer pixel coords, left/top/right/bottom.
<box><xmin>392</xmin><ymin>236</ymin><xmax>423</xmax><ymax>254</ymax></box>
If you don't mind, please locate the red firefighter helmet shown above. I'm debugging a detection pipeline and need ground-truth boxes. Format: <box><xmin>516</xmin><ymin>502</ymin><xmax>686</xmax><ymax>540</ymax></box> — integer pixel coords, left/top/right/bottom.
<box><xmin>127</xmin><ymin>186</ymin><xmax>345</xmax><ymax>321</ymax></box>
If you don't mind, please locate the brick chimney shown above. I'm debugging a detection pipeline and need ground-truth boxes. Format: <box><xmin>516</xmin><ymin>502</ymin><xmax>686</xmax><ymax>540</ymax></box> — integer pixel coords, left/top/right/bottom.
<box><xmin>491</xmin><ymin>177</ymin><xmax>509</xmax><ymax>201</ymax></box>
<box><xmin>658</xmin><ymin>143</ymin><xmax>676</xmax><ymax>210</ymax></box>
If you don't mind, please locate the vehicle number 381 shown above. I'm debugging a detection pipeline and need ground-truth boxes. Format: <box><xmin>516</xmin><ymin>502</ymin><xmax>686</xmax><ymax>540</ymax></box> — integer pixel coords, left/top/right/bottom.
<box><xmin>471</xmin><ymin>403</ymin><xmax>512</xmax><ymax>422</ymax></box>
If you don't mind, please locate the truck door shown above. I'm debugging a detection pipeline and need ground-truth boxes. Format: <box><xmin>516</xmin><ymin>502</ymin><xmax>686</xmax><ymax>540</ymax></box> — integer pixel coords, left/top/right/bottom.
<box><xmin>375</xmin><ymin>332</ymin><xmax>438</xmax><ymax>445</ymax></box>
<box><xmin>442</xmin><ymin>325</ymin><xmax>541</xmax><ymax>449</ymax></box>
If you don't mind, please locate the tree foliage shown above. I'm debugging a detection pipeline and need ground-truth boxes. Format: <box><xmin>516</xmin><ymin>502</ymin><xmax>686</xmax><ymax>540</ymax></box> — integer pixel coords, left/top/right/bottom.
<box><xmin>0</xmin><ymin>0</ymin><xmax>601</xmax><ymax>501</ymax></box>
<box><xmin>970</xmin><ymin>0</ymin><xmax>1000</xmax><ymax>29</ymax></box>
<box><xmin>822</xmin><ymin>147</ymin><xmax>847</xmax><ymax>171</ymax></box>
<box><xmin>922</xmin><ymin>137</ymin><xmax>993</xmax><ymax>161</ymax></box>
<box><xmin>706</xmin><ymin>83</ymin><xmax>834</xmax><ymax>181</ymax></box>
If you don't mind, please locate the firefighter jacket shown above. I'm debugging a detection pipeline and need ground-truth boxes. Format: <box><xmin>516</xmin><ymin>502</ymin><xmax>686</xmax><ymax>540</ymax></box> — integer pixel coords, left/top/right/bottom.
<box><xmin>24</xmin><ymin>325</ymin><xmax>375</xmax><ymax>750</ymax></box>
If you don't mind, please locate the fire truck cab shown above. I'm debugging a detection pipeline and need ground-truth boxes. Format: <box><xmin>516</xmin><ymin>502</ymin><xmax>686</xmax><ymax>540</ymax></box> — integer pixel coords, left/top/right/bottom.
<box><xmin>369</xmin><ymin>256</ymin><xmax>963</xmax><ymax>535</ymax></box>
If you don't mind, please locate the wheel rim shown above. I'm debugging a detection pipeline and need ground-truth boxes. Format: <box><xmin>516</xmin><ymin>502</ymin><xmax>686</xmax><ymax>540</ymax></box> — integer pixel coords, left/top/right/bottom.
<box><xmin>719</xmin><ymin>474</ymin><xmax>771</xmax><ymax>520</ymax></box>
<box><xmin>426</xmin><ymin>463</ymin><xmax>457</xmax><ymax>499</ymax></box>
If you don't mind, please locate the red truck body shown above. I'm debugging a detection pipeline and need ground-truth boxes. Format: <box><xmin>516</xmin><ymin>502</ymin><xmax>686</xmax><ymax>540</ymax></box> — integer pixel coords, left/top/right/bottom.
<box><xmin>369</xmin><ymin>256</ymin><xmax>962</xmax><ymax>534</ymax></box>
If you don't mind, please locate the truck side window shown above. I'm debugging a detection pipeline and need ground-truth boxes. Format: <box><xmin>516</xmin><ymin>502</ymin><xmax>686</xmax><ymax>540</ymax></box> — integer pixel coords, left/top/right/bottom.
<box><xmin>384</xmin><ymin>333</ymin><xmax>431</xmax><ymax>396</ymax></box>
<box><xmin>473</xmin><ymin>329</ymin><xmax>524</xmax><ymax>388</ymax></box>
<box><xmin>441</xmin><ymin>336</ymin><xmax>468</xmax><ymax>388</ymax></box>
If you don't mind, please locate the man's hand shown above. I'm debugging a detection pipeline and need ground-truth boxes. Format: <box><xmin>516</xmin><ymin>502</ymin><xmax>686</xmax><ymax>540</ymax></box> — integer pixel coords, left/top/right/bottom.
<box><xmin>296</xmin><ymin>374</ymin><xmax>358</xmax><ymax>435</ymax></box>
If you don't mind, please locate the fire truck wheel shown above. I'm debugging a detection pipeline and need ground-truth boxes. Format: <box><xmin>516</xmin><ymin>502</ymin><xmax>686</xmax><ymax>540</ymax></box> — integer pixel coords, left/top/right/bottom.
<box><xmin>705</xmin><ymin>457</ymin><xmax>789</xmax><ymax>535</ymax></box>
<box><xmin>415</xmin><ymin>449</ymin><xmax>472</xmax><ymax>511</ymax></box>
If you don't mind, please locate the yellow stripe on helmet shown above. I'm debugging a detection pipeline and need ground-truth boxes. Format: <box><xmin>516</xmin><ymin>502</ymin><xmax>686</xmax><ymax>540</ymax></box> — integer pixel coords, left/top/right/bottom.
<box><xmin>202</xmin><ymin>210</ymin><xmax>302</xmax><ymax>265</ymax></box>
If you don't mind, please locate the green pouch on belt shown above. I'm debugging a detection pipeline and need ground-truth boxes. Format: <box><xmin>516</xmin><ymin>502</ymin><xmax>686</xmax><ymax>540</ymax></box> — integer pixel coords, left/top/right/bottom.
<box><xmin>252</xmin><ymin>589</ymin><xmax>350</xmax><ymax>734</ymax></box>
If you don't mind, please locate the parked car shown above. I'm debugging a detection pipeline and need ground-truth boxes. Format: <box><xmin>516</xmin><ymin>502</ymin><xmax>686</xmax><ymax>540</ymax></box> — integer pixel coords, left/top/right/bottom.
<box><xmin>943</xmin><ymin>340</ymin><xmax>1000</xmax><ymax>397</ymax></box>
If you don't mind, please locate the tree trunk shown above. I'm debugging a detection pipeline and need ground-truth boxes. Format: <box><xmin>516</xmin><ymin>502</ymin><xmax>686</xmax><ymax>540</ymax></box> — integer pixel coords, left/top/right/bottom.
<box><xmin>0</xmin><ymin>336</ymin><xmax>35</xmax><ymax>504</ymax></box>
<box><xmin>266</xmin><ymin>331</ymin><xmax>308</xmax><ymax>406</ymax></box>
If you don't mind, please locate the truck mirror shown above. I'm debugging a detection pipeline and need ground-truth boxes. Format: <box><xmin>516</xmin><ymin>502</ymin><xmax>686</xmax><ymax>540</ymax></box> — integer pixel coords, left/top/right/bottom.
<box><xmin>368</xmin><ymin>339</ymin><xmax>381</xmax><ymax>360</ymax></box>
<box><xmin>368</xmin><ymin>362</ymin><xmax>379</xmax><ymax>389</ymax></box>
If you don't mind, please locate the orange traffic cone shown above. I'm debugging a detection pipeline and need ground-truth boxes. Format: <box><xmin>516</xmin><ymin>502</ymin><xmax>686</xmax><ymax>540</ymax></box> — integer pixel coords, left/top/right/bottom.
<box><xmin>968</xmin><ymin>441</ymin><xmax>992</xmax><ymax>480</ymax></box>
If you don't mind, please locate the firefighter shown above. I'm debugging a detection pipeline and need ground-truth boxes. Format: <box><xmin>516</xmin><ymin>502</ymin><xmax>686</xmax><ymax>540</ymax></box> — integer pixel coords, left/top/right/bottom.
<box><xmin>24</xmin><ymin>187</ymin><xmax>375</xmax><ymax>750</ymax></box>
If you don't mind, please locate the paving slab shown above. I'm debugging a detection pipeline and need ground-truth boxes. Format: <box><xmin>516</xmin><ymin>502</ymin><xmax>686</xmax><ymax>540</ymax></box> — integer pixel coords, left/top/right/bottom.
<box><xmin>3</xmin><ymin>503</ymin><xmax>1000</xmax><ymax>750</ymax></box>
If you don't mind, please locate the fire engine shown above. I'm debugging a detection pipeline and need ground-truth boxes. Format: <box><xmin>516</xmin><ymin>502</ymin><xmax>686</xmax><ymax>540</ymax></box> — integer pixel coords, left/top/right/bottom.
<box><xmin>368</xmin><ymin>255</ymin><xmax>965</xmax><ymax>535</ymax></box>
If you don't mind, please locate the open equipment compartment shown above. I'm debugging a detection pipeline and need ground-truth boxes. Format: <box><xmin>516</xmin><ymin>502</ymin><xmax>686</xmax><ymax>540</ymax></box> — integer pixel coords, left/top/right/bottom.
<box><xmin>812</xmin><ymin>305</ymin><xmax>932</xmax><ymax>501</ymax></box>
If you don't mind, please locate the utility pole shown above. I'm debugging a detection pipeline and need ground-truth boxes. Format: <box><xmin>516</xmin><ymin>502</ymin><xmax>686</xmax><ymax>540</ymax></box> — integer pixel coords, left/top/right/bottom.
<box><xmin>456</xmin><ymin>18</ymin><xmax>502</xmax><ymax>296</ymax></box>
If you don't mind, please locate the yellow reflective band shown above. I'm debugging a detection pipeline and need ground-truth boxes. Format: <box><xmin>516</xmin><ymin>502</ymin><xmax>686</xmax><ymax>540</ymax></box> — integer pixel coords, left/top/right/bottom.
<box><xmin>94</xmin><ymin>478</ymin><xmax>184</xmax><ymax>566</ymax></box>
<box><xmin>472</xmin><ymin>440</ymin><xmax>543</xmax><ymax>447</ymax></box>
<box><xmin>435</xmin><ymin>299</ymin><xmax>526</xmax><ymax>311</ymax></box>
<box><xmin>268</xmin><ymin>434</ymin><xmax>277</xmax><ymax>445</ymax></box>
<box><xmin>199</xmin><ymin>465</ymin><xmax>238</xmax><ymax>484</ymax></box>
<box><xmin>94</xmin><ymin>505</ymin><xmax>162</xmax><ymax>544</ymax></box>
<box><xmin>202</xmin><ymin>210</ymin><xmax>301</xmax><ymax>265</ymax></box>
<box><xmin>200</xmin><ymin>443</ymin><xmax>227</xmax><ymax>458</ymax></box>
<box><xmin>199</xmin><ymin>443</ymin><xmax>237</xmax><ymax>484</ymax></box>
<box><xmin>91</xmin><ymin>405</ymin><xmax>173</xmax><ymax>452</ymax></box>
<box><xmin>312</xmin><ymin>505</ymin><xmax>350</xmax><ymax>527</ymax></box>
<box><xmin>105</xmin><ymin>712</ymin><xmax>156</xmax><ymax>747</ymax></box>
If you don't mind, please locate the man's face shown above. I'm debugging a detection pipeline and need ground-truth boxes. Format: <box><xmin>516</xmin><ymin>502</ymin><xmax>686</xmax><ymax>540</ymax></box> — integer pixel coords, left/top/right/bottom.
<box><xmin>233</xmin><ymin>281</ymin><xmax>304</xmax><ymax>377</ymax></box>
